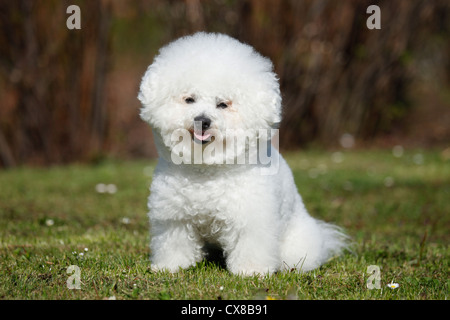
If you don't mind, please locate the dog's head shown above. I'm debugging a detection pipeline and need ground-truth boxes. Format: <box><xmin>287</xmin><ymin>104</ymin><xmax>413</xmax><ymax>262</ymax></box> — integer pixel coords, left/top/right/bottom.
<box><xmin>138</xmin><ymin>32</ymin><xmax>281</xmax><ymax>165</ymax></box>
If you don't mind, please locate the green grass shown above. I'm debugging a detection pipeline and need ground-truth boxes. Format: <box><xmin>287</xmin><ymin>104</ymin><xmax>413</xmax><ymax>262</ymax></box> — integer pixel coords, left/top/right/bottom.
<box><xmin>0</xmin><ymin>149</ymin><xmax>449</xmax><ymax>300</ymax></box>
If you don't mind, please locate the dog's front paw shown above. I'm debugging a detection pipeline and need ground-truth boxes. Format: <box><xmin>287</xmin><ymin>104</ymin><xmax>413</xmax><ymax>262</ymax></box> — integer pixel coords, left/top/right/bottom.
<box><xmin>228</xmin><ymin>263</ymin><xmax>276</xmax><ymax>277</ymax></box>
<box><xmin>150</xmin><ymin>263</ymin><xmax>190</xmax><ymax>273</ymax></box>
<box><xmin>150</xmin><ymin>264</ymin><xmax>174</xmax><ymax>273</ymax></box>
<box><xmin>150</xmin><ymin>256</ymin><xmax>198</xmax><ymax>273</ymax></box>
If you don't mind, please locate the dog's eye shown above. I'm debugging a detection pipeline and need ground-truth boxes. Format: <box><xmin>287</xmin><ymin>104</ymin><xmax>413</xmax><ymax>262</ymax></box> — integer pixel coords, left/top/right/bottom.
<box><xmin>185</xmin><ymin>97</ymin><xmax>195</xmax><ymax>104</ymax></box>
<box><xmin>217</xmin><ymin>102</ymin><xmax>228</xmax><ymax>109</ymax></box>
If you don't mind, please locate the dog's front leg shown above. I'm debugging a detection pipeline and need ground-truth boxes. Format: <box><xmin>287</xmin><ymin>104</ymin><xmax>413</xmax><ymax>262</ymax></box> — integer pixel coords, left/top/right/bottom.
<box><xmin>223</xmin><ymin>214</ymin><xmax>281</xmax><ymax>276</ymax></box>
<box><xmin>149</xmin><ymin>219</ymin><xmax>203</xmax><ymax>272</ymax></box>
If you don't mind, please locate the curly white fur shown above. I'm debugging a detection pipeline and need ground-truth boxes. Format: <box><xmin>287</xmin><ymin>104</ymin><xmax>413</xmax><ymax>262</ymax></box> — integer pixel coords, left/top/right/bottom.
<box><xmin>138</xmin><ymin>32</ymin><xmax>348</xmax><ymax>275</ymax></box>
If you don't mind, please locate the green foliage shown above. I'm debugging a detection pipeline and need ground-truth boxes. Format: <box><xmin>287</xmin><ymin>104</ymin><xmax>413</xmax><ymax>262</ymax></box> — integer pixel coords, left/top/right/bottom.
<box><xmin>0</xmin><ymin>150</ymin><xmax>448</xmax><ymax>299</ymax></box>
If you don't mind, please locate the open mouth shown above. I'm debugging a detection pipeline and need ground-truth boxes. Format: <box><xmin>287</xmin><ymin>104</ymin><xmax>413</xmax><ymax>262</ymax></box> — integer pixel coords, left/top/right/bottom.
<box><xmin>190</xmin><ymin>129</ymin><xmax>212</xmax><ymax>144</ymax></box>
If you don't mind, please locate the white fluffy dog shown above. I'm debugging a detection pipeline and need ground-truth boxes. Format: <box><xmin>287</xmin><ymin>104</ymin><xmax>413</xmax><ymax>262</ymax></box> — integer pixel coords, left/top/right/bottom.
<box><xmin>138</xmin><ymin>32</ymin><xmax>347</xmax><ymax>275</ymax></box>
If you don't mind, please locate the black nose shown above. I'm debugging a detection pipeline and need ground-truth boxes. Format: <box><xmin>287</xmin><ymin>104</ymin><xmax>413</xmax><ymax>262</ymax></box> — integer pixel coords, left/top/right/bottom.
<box><xmin>194</xmin><ymin>115</ymin><xmax>211</xmax><ymax>130</ymax></box>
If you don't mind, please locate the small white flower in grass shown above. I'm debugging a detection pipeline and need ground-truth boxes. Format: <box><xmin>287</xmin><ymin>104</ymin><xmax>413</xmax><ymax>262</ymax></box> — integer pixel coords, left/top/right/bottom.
<box><xmin>387</xmin><ymin>282</ymin><xmax>399</xmax><ymax>289</ymax></box>
<box><xmin>45</xmin><ymin>219</ymin><xmax>54</xmax><ymax>226</ymax></box>
<box><xmin>384</xmin><ymin>176</ymin><xmax>395</xmax><ymax>188</ymax></box>
<box><xmin>79</xmin><ymin>252</ymin><xmax>84</xmax><ymax>257</ymax></box>
<box><xmin>96</xmin><ymin>183</ymin><xmax>117</xmax><ymax>194</ymax></box>
<box><xmin>331</xmin><ymin>151</ymin><xmax>344</xmax><ymax>164</ymax></box>
<box><xmin>340</xmin><ymin>133</ymin><xmax>355</xmax><ymax>149</ymax></box>
<box><xmin>308</xmin><ymin>168</ymin><xmax>319</xmax><ymax>179</ymax></box>
<box><xmin>219</xmin><ymin>286</ymin><xmax>224</xmax><ymax>291</ymax></box>
<box><xmin>106</xmin><ymin>184</ymin><xmax>117</xmax><ymax>194</ymax></box>
<box><xmin>95</xmin><ymin>183</ymin><xmax>107</xmax><ymax>193</ymax></box>
<box><xmin>413</xmin><ymin>153</ymin><xmax>424</xmax><ymax>165</ymax></box>
<box><xmin>84</xmin><ymin>248</ymin><xmax>88</xmax><ymax>252</ymax></box>
<box><xmin>121</xmin><ymin>217</ymin><xmax>130</xmax><ymax>224</ymax></box>
<box><xmin>392</xmin><ymin>145</ymin><xmax>404</xmax><ymax>158</ymax></box>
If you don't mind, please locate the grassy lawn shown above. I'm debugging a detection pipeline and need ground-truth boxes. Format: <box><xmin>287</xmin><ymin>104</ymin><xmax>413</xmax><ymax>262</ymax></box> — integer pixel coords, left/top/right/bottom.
<box><xmin>0</xmin><ymin>149</ymin><xmax>448</xmax><ymax>300</ymax></box>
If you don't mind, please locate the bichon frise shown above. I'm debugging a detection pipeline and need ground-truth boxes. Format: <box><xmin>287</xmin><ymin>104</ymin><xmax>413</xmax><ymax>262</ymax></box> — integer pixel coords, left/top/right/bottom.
<box><xmin>138</xmin><ymin>32</ymin><xmax>348</xmax><ymax>275</ymax></box>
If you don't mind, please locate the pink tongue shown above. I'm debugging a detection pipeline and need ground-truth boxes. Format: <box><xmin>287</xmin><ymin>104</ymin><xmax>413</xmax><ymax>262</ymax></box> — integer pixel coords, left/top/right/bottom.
<box><xmin>194</xmin><ymin>131</ymin><xmax>211</xmax><ymax>141</ymax></box>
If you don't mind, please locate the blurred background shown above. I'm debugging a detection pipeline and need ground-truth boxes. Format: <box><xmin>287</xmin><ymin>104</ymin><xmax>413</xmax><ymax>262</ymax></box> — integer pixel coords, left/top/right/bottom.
<box><xmin>0</xmin><ymin>0</ymin><xmax>448</xmax><ymax>168</ymax></box>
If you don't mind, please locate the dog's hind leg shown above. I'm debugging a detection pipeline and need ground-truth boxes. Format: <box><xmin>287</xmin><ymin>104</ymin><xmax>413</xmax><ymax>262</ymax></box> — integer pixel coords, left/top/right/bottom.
<box><xmin>279</xmin><ymin>213</ymin><xmax>348</xmax><ymax>272</ymax></box>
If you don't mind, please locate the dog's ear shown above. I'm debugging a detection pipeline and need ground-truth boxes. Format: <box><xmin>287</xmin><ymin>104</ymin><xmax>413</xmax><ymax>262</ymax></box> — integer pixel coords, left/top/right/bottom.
<box><xmin>255</xmin><ymin>76</ymin><xmax>282</xmax><ymax>130</ymax></box>
<box><xmin>138</xmin><ymin>64</ymin><xmax>159</xmax><ymax>124</ymax></box>
<box><xmin>267</xmin><ymin>86</ymin><xmax>282</xmax><ymax>129</ymax></box>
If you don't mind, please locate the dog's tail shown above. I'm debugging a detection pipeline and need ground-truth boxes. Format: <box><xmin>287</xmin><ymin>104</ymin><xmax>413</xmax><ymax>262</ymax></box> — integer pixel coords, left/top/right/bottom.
<box><xmin>280</xmin><ymin>215</ymin><xmax>351</xmax><ymax>272</ymax></box>
<box><xmin>316</xmin><ymin>220</ymin><xmax>352</xmax><ymax>264</ymax></box>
